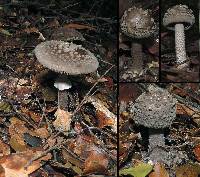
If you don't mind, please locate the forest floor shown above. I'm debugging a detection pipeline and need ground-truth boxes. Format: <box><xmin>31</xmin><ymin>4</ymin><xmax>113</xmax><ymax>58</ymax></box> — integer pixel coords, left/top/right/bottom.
<box><xmin>0</xmin><ymin>1</ymin><xmax>117</xmax><ymax>176</ymax></box>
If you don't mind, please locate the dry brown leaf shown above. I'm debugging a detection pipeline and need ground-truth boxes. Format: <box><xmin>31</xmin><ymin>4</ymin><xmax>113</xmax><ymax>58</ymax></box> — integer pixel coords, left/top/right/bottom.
<box><xmin>53</xmin><ymin>108</ymin><xmax>72</xmax><ymax>132</ymax></box>
<box><xmin>21</xmin><ymin>108</ymin><xmax>42</xmax><ymax>123</ymax></box>
<box><xmin>176</xmin><ymin>103</ymin><xmax>200</xmax><ymax>118</ymax></box>
<box><xmin>193</xmin><ymin>144</ymin><xmax>200</xmax><ymax>162</ymax></box>
<box><xmin>0</xmin><ymin>149</ymin><xmax>51</xmax><ymax>177</ymax></box>
<box><xmin>83</xmin><ymin>149</ymin><xmax>108</xmax><ymax>175</ymax></box>
<box><xmin>23</xmin><ymin>27</ymin><xmax>39</xmax><ymax>34</ymax></box>
<box><xmin>175</xmin><ymin>164</ymin><xmax>200</xmax><ymax>177</ymax></box>
<box><xmin>34</xmin><ymin>127</ymin><xmax>49</xmax><ymax>139</ymax></box>
<box><xmin>149</xmin><ymin>163</ymin><xmax>169</xmax><ymax>177</ymax></box>
<box><xmin>64</xmin><ymin>23</ymin><xmax>96</xmax><ymax>30</ymax></box>
<box><xmin>86</xmin><ymin>96</ymin><xmax>117</xmax><ymax>133</ymax></box>
<box><xmin>9</xmin><ymin>118</ymin><xmax>29</xmax><ymax>152</ymax></box>
<box><xmin>96</xmin><ymin>110</ymin><xmax>115</xmax><ymax>128</ymax></box>
<box><xmin>0</xmin><ymin>140</ymin><xmax>10</xmax><ymax>157</ymax></box>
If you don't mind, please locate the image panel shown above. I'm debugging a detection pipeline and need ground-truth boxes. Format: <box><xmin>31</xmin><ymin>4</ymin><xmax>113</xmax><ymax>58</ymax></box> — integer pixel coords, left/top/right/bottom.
<box><xmin>119</xmin><ymin>83</ymin><xmax>200</xmax><ymax>176</ymax></box>
<box><xmin>161</xmin><ymin>0</ymin><xmax>199</xmax><ymax>82</ymax></box>
<box><xmin>119</xmin><ymin>0</ymin><xmax>159</xmax><ymax>82</ymax></box>
<box><xmin>0</xmin><ymin>0</ymin><xmax>117</xmax><ymax>176</ymax></box>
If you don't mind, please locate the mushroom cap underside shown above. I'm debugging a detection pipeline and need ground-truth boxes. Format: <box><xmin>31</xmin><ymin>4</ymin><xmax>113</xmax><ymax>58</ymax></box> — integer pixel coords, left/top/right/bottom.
<box><xmin>131</xmin><ymin>85</ymin><xmax>177</xmax><ymax>129</ymax></box>
<box><xmin>34</xmin><ymin>40</ymin><xmax>99</xmax><ymax>75</ymax></box>
<box><xmin>120</xmin><ymin>6</ymin><xmax>156</xmax><ymax>38</ymax></box>
<box><xmin>163</xmin><ymin>4</ymin><xmax>195</xmax><ymax>30</ymax></box>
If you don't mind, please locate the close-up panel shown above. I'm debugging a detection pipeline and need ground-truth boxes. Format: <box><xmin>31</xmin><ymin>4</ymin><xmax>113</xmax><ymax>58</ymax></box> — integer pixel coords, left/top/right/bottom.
<box><xmin>119</xmin><ymin>83</ymin><xmax>200</xmax><ymax>176</ymax></box>
<box><xmin>0</xmin><ymin>0</ymin><xmax>117</xmax><ymax>176</ymax></box>
<box><xmin>119</xmin><ymin>0</ymin><xmax>159</xmax><ymax>82</ymax></box>
<box><xmin>161</xmin><ymin>0</ymin><xmax>199</xmax><ymax>82</ymax></box>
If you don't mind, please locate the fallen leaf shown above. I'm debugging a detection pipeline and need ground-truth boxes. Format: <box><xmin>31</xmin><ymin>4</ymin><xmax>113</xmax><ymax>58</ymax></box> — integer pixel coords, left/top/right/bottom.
<box><xmin>0</xmin><ymin>149</ymin><xmax>51</xmax><ymax>177</ymax></box>
<box><xmin>175</xmin><ymin>163</ymin><xmax>200</xmax><ymax>177</ymax></box>
<box><xmin>64</xmin><ymin>23</ymin><xmax>96</xmax><ymax>30</ymax></box>
<box><xmin>83</xmin><ymin>149</ymin><xmax>108</xmax><ymax>175</ymax></box>
<box><xmin>119</xmin><ymin>162</ymin><xmax>153</xmax><ymax>177</ymax></box>
<box><xmin>86</xmin><ymin>96</ymin><xmax>117</xmax><ymax>133</ymax></box>
<box><xmin>149</xmin><ymin>163</ymin><xmax>169</xmax><ymax>177</ymax></box>
<box><xmin>193</xmin><ymin>144</ymin><xmax>200</xmax><ymax>162</ymax></box>
<box><xmin>0</xmin><ymin>140</ymin><xmax>10</xmax><ymax>156</ymax></box>
<box><xmin>53</xmin><ymin>109</ymin><xmax>72</xmax><ymax>132</ymax></box>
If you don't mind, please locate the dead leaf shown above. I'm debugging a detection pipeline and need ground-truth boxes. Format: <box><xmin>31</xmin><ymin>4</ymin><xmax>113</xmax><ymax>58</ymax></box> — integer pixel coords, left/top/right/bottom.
<box><xmin>86</xmin><ymin>96</ymin><xmax>117</xmax><ymax>133</ymax></box>
<box><xmin>83</xmin><ymin>149</ymin><xmax>108</xmax><ymax>175</ymax></box>
<box><xmin>96</xmin><ymin>110</ymin><xmax>115</xmax><ymax>129</ymax></box>
<box><xmin>193</xmin><ymin>144</ymin><xmax>200</xmax><ymax>162</ymax></box>
<box><xmin>64</xmin><ymin>23</ymin><xmax>96</xmax><ymax>30</ymax></box>
<box><xmin>9</xmin><ymin>117</ymin><xmax>29</xmax><ymax>152</ymax></box>
<box><xmin>175</xmin><ymin>163</ymin><xmax>200</xmax><ymax>177</ymax></box>
<box><xmin>149</xmin><ymin>163</ymin><xmax>169</xmax><ymax>177</ymax></box>
<box><xmin>0</xmin><ymin>149</ymin><xmax>51</xmax><ymax>177</ymax></box>
<box><xmin>53</xmin><ymin>109</ymin><xmax>72</xmax><ymax>132</ymax></box>
<box><xmin>0</xmin><ymin>140</ymin><xmax>10</xmax><ymax>156</ymax></box>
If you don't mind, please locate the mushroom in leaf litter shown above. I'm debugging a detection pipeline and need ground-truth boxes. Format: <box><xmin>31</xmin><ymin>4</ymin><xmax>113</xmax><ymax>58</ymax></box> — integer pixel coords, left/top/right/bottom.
<box><xmin>34</xmin><ymin>40</ymin><xmax>99</xmax><ymax>109</ymax></box>
<box><xmin>163</xmin><ymin>5</ymin><xmax>195</xmax><ymax>69</ymax></box>
<box><xmin>120</xmin><ymin>6</ymin><xmax>156</xmax><ymax>78</ymax></box>
<box><xmin>131</xmin><ymin>85</ymin><xmax>177</xmax><ymax>164</ymax></box>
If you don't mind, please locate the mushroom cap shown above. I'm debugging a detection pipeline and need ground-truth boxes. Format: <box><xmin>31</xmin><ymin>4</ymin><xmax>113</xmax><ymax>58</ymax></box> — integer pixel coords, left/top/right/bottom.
<box><xmin>131</xmin><ymin>85</ymin><xmax>177</xmax><ymax>129</ymax></box>
<box><xmin>34</xmin><ymin>40</ymin><xmax>99</xmax><ymax>75</ymax></box>
<box><xmin>120</xmin><ymin>6</ymin><xmax>156</xmax><ymax>39</ymax></box>
<box><xmin>163</xmin><ymin>5</ymin><xmax>195</xmax><ymax>30</ymax></box>
<box><xmin>51</xmin><ymin>27</ymin><xmax>85</xmax><ymax>42</ymax></box>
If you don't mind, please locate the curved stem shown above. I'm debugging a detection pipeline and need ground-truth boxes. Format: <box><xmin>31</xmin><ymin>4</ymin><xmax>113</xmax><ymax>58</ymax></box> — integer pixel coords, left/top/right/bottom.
<box><xmin>131</xmin><ymin>42</ymin><xmax>143</xmax><ymax>75</ymax></box>
<box><xmin>175</xmin><ymin>23</ymin><xmax>187</xmax><ymax>64</ymax></box>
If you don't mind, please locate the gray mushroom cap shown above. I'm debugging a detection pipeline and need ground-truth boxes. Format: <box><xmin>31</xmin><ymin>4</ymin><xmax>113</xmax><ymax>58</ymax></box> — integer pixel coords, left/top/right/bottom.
<box><xmin>34</xmin><ymin>40</ymin><xmax>99</xmax><ymax>75</ymax></box>
<box><xmin>131</xmin><ymin>85</ymin><xmax>177</xmax><ymax>129</ymax></box>
<box><xmin>120</xmin><ymin>6</ymin><xmax>156</xmax><ymax>39</ymax></box>
<box><xmin>163</xmin><ymin>4</ymin><xmax>195</xmax><ymax>30</ymax></box>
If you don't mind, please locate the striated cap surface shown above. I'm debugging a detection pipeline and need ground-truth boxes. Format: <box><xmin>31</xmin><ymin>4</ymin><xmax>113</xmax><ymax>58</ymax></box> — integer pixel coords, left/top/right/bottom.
<box><xmin>131</xmin><ymin>85</ymin><xmax>177</xmax><ymax>129</ymax></box>
<box><xmin>163</xmin><ymin>4</ymin><xmax>195</xmax><ymax>30</ymax></box>
<box><xmin>34</xmin><ymin>40</ymin><xmax>99</xmax><ymax>75</ymax></box>
<box><xmin>120</xmin><ymin>6</ymin><xmax>156</xmax><ymax>39</ymax></box>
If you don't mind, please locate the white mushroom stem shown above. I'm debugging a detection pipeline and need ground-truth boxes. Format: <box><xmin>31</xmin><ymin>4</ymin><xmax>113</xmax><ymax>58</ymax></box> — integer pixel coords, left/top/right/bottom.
<box><xmin>175</xmin><ymin>23</ymin><xmax>187</xmax><ymax>64</ymax></box>
<box><xmin>131</xmin><ymin>42</ymin><xmax>143</xmax><ymax>75</ymax></box>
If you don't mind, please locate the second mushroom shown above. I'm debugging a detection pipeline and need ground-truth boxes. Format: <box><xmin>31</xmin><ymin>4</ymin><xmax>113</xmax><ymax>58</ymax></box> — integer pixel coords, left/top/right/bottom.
<box><xmin>120</xmin><ymin>6</ymin><xmax>156</xmax><ymax>77</ymax></box>
<box><xmin>163</xmin><ymin>4</ymin><xmax>195</xmax><ymax>68</ymax></box>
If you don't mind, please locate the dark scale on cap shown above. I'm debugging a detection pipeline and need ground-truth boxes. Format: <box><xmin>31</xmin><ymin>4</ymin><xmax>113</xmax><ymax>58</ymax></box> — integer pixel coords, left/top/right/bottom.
<box><xmin>34</xmin><ymin>40</ymin><xmax>99</xmax><ymax>75</ymax></box>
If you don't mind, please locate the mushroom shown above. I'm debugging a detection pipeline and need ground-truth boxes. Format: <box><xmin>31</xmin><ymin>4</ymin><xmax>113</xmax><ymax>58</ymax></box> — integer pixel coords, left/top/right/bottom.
<box><xmin>163</xmin><ymin>5</ymin><xmax>195</xmax><ymax>68</ymax></box>
<box><xmin>130</xmin><ymin>85</ymin><xmax>177</xmax><ymax>163</ymax></box>
<box><xmin>120</xmin><ymin>6</ymin><xmax>156</xmax><ymax>77</ymax></box>
<box><xmin>34</xmin><ymin>40</ymin><xmax>99</xmax><ymax>109</ymax></box>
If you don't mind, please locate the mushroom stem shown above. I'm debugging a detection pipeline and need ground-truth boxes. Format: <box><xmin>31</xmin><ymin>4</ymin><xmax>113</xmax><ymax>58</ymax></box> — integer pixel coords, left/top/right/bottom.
<box><xmin>175</xmin><ymin>23</ymin><xmax>187</xmax><ymax>64</ymax></box>
<box><xmin>148</xmin><ymin>128</ymin><xmax>165</xmax><ymax>150</ymax></box>
<box><xmin>131</xmin><ymin>42</ymin><xmax>143</xmax><ymax>75</ymax></box>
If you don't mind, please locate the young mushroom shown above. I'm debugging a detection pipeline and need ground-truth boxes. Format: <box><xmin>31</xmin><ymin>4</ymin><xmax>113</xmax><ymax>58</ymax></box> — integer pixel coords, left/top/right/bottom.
<box><xmin>34</xmin><ymin>40</ymin><xmax>99</xmax><ymax>109</ymax></box>
<box><xmin>131</xmin><ymin>85</ymin><xmax>177</xmax><ymax>163</ymax></box>
<box><xmin>120</xmin><ymin>6</ymin><xmax>156</xmax><ymax>77</ymax></box>
<box><xmin>163</xmin><ymin>5</ymin><xmax>195</xmax><ymax>69</ymax></box>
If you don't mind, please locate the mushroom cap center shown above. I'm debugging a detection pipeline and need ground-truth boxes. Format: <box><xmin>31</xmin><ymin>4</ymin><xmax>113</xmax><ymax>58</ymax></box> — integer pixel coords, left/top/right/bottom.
<box><xmin>120</xmin><ymin>6</ymin><xmax>156</xmax><ymax>38</ymax></box>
